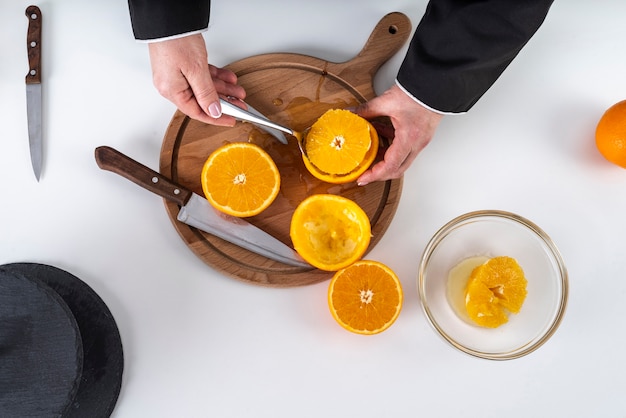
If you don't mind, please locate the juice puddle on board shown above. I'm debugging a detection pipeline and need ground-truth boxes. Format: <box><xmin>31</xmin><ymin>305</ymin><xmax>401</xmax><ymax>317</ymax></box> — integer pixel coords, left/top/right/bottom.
<box><xmin>446</xmin><ymin>256</ymin><xmax>489</xmax><ymax>324</ymax></box>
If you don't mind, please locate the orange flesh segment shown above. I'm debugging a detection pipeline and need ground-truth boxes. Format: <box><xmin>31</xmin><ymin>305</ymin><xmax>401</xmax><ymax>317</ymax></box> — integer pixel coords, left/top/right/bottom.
<box><xmin>464</xmin><ymin>256</ymin><xmax>528</xmax><ymax>328</ymax></box>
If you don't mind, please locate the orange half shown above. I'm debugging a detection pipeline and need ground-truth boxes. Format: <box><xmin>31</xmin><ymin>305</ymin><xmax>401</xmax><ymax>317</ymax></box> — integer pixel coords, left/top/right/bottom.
<box><xmin>303</xmin><ymin>109</ymin><xmax>379</xmax><ymax>184</ymax></box>
<box><xmin>201</xmin><ymin>142</ymin><xmax>280</xmax><ymax>217</ymax></box>
<box><xmin>328</xmin><ymin>260</ymin><xmax>403</xmax><ymax>335</ymax></box>
<box><xmin>290</xmin><ymin>194</ymin><xmax>371</xmax><ymax>271</ymax></box>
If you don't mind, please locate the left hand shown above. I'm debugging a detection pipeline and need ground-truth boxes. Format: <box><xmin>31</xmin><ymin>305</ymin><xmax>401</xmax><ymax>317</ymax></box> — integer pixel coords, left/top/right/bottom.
<box><xmin>355</xmin><ymin>84</ymin><xmax>444</xmax><ymax>185</ymax></box>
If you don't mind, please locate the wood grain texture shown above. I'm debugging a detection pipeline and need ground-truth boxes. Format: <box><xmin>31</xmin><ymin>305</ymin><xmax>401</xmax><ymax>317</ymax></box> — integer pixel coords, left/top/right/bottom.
<box><xmin>160</xmin><ymin>12</ymin><xmax>411</xmax><ymax>287</ymax></box>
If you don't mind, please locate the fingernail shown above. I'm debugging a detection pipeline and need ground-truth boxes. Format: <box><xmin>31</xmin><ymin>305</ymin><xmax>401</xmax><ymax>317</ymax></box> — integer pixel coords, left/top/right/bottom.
<box><xmin>208</xmin><ymin>101</ymin><xmax>222</xmax><ymax>118</ymax></box>
<box><xmin>357</xmin><ymin>180</ymin><xmax>368</xmax><ymax>187</ymax></box>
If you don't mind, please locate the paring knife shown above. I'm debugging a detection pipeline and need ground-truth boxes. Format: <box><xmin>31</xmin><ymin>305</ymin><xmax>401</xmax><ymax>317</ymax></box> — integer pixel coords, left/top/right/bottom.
<box><xmin>25</xmin><ymin>5</ymin><xmax>43</xmax><ymax>181</ymax></box>
<box><xmin>94</xmin><ymin>146</ymin><xmax>310</xmax><ymax>268</ymax></box>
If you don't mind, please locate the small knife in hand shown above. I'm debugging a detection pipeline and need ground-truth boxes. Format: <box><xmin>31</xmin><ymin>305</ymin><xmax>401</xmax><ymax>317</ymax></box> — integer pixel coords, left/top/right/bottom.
<box><xmin>25</xmin><ymin>5</ymin><xmax>43</xmax><ymax>181</ymax></box>
<box><xmin>94</xmin><ymin>146</ymin><xmax>309</xmax><ymax>268</ymax></box>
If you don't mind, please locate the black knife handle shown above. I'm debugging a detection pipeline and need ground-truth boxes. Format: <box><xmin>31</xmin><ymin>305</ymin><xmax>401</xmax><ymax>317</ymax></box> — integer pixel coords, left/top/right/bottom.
<box><xmin>95</xmin><ymin>146</ymin><xmax>192</xmax><ymax>207</ymax></box>
<box><xmin>25</xmin><ymin>5</ymin><xmax>42</xmax><ymax>85</ymax></box>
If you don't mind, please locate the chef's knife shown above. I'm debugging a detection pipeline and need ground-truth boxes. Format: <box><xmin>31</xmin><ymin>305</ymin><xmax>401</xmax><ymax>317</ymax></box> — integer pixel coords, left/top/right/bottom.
<box><xmin>25</xmin><ymin>5</ymin><xmax>43</xmax><ymax>181</ymax></box>
<box><xmin>94</xmin><ymin>146</ymin><xmax>309</xmax><ymax>268</ymax></box>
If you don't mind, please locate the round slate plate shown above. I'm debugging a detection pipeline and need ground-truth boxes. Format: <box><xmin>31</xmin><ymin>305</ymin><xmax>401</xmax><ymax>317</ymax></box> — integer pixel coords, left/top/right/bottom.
<box><xmin>0</xmin><ymin>263</ymin><xmax>124</xmax><ymax>418</ymax></box>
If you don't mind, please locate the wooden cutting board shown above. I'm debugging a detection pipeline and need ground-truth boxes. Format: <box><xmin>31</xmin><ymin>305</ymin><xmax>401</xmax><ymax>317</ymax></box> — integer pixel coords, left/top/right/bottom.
<box><xmin>160</xmin><ymin>12</ymin><xmax>411</xmax><ymax>287</ymax></box>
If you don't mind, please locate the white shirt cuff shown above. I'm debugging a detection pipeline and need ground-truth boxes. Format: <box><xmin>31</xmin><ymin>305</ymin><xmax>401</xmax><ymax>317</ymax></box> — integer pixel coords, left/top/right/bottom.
<box><xmin>136</xmin><ymin>28</ymin><xmax>208</xmax><ymax>44</ymax></box>
<box><xmin>394</xmin><ymin>79</ymin><xmax>466</xmax><ymax>116</ymax></box>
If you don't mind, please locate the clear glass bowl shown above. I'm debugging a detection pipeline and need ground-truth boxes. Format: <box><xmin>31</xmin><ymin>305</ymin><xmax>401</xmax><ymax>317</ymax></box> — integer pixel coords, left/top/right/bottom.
<box><xmin>418</xmin><ymin>210</ymin><xmax>568</xmax><ymax>360</ymax></box>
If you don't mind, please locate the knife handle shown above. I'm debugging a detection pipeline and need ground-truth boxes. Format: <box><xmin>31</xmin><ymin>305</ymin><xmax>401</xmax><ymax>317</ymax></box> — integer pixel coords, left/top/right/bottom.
<box><xmin>25</xmin><ymin>5</ymin><xmax>42</xmax><ymax>85</ymax></box>
<box><xmin>95</xmin><ymin>146</ymin><xmax>192</xmax><ymax>207</ymax></box>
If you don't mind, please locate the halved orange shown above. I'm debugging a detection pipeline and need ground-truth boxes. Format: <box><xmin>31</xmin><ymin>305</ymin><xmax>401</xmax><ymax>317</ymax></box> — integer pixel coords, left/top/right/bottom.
<box><xmin>201</xmin><ymin>142</ymin><xmax>280</xmax><ymax>217</ymax></box>
<box><xmin>465</xmin><ymin>256</ymin><xmax>528</xmax><ymax>328</ymax></box>
<box><xmin>303</xmin><ymin>109</ymin><xmax>378</xmax><ymax>184</ymax></box>
<box><xmin>328</xmin><ymin>260</ymin><xmax>403</xmax><ymax>335</ymax></box>
<box><xmin>289</xmin><ymin>194</ymin><xmax>371</xmax><ymax>271</ymax></box>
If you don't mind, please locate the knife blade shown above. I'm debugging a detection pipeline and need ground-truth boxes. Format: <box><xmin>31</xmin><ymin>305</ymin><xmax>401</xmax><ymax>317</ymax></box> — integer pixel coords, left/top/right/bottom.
<box><xmin>94</xmin><ymin>146</ymin><xmax>309</xmax><ymax>268</ymax></box>
<box><xmin>25</xmin><ymin>5</ymin><xmax>43</xmax><ymax>181</ymax></box>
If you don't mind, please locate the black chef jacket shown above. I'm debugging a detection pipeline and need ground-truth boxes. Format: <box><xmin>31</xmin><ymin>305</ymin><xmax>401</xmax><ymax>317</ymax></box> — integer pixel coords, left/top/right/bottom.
<box><xmin>127</xmin><ymin>0</ymin><xmax>553</xmax><ymax>113</ymax></box>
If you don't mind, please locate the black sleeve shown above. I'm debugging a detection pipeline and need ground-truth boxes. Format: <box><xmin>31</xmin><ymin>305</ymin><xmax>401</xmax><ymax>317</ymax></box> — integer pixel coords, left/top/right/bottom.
<box><xmin>397</xmin><ymin>0</ymin><xmax>553</xmax><ymax>113</ymax></box>
<box><xmin>127</xmin><ymin>0</ymin><xmax>210</xmax><ymax>40</ymax></box>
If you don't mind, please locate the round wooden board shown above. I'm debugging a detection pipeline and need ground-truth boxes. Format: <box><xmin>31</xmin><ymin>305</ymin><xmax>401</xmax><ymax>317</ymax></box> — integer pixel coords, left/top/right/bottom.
<box><xmin>160</xmin><ymin>12</ymin><xmax>411</xmax><ymax>287</ymax></box>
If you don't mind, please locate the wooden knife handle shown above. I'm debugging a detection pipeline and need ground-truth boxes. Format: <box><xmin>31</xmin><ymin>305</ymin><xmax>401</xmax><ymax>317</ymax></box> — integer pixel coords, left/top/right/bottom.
<box><xmin>95</xmin><ymin>146</ymin><xmax>192</xmax><ymax>207</ymax></box>
<box><xmin>25</xmin><ymin>5</ymin><xmax>42</xmax><ymax>85</ymax></box>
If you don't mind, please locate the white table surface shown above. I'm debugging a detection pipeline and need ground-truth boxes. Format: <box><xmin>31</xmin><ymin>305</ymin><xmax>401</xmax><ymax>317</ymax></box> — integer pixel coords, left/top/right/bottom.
<box><xmin>2</xmin><ymin>1</ymin><xmax>626</xmax><ymax>417</ymax></box>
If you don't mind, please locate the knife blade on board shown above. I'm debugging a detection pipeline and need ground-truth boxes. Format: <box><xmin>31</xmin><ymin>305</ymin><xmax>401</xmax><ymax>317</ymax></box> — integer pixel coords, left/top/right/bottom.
<box><xmin>94</xmin><ymin>146</ymin><xmax>310</xmax><ymax>268</ymax></box>
<box><xmin>25</xmin><ymin>5</ymin><xmax>43</xmax><ymax>181</ymax></box>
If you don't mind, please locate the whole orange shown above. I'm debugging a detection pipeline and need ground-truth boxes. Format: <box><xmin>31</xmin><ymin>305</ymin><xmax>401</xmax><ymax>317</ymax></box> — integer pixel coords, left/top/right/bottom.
<box><xmin>596</xmin><ymin>100</ymin><xmax>626</xmax><ymax>168</ymax></box>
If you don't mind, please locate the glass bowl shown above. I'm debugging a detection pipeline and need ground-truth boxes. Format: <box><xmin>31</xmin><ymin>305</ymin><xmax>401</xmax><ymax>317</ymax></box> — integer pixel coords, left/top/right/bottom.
<box><xmin>418</xmin><ymin>210</ymin><xmax>568</xmax><ymax>360</ymax></box>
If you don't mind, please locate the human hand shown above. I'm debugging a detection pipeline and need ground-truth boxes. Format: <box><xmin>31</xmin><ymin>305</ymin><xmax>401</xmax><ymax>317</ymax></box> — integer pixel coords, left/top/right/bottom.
<box><xmin>148</xmin><ymin>34</ymin><xmax>246</xmax><ymax>126</ymax></box>
<box><xmin>355</xmin><ymin>84</ymin><xmax>444</xmax><ymax>185</ymax></box>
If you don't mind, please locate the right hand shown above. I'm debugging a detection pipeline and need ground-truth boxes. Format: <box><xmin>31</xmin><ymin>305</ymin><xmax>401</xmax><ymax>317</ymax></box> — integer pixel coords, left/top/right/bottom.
<box><xmin>147</xmin><ymin>34</ymin><xmax>246</xmax><ymax>126</ymax></box>
<box><xmin>354</xmin><ymin>84</ymin><xmax>444</xmax><ymax>185</ymax></box>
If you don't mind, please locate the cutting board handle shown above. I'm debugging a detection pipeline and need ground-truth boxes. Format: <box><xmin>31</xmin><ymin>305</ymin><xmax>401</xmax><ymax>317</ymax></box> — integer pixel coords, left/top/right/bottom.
<box><xmin>327</xmin><ymin>12</ymin><xmax>412</xmax><ymax>97</ymax></box>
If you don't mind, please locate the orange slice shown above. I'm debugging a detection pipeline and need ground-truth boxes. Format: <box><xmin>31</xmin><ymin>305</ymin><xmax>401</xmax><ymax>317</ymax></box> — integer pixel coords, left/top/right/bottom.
<box><xmin>289</xmin><ymin>194</ymin><xmax>371</xmax><ymax>271</ymax></box>
<box><xmin>303</xmin><ymin>109</ymin><xmax>378</xmax><ymax>184</ymax></box>
<box><xmin>328</xmin><ymin>260</ymin><xmax>403</xmax><ymax>335</ymax></box>
<box><xmin>201</xmin><ymin>142</ymin><xmax>280</xmax><ymax>217</ymax></box>
<box><xmin>465</xmin><ymin>256</ymin><xmax>528</xmax><ymax>328</ymax></box>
